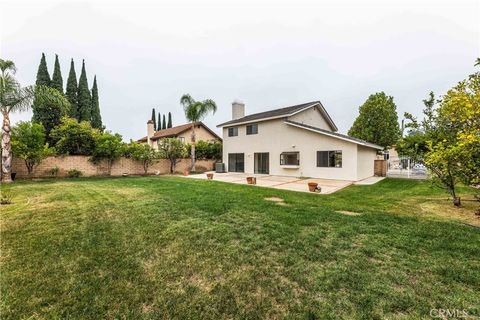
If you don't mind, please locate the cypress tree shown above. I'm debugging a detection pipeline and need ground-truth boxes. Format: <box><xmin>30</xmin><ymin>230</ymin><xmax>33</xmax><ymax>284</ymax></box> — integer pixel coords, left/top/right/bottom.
<box><xmin>167</xmin><ymin>112</ymin><xmax>172</xmax><ymax>128</ymax></box>
<box><xmin>51</xmin><ymin>54</ymin><xmax>63</xmax><ymax>93</ymax></box>
<box><xmin>77</xmin><ymin>60</ymin><xmax>92</xmax><ymax>122</ymax></box>
<box><xmin>151</xmin><ymin>108</ymin><xmax>156</xmax><ymax>130</ymax></box>
<box><xmin>162</xmin><ymin>114</ymin><xmax>166</xmax><ymax>130</ymax></box>
<box><xmin>90</xmin><ymin>76</ymin><xmax>102</xmax><ymax>129</ymax></box>
<box><xmin>66</xmin><ymin>59</ymin><xmax>78</xmax><ymax>119</ymax></box>
<box><xmin>157</xmin><ymin>112</ymin><xmax>162</xmax><ymax>131</ymax></box>
<box><xmin>35</xmin><ymin>53</ymin><xmax>51</xmax><ymax>87</ymax></box>
<box><xmin>32</xmin><ymin>53</ymin><xmax>52</xmax><ymax>127</ymax></box>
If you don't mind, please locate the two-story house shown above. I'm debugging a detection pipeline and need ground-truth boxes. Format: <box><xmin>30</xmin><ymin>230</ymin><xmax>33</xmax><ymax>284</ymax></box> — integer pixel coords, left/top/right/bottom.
<box><xmin>217</xmin><ymin>100</ymin><xmax>383</xmax><ymax>181</ymax></box>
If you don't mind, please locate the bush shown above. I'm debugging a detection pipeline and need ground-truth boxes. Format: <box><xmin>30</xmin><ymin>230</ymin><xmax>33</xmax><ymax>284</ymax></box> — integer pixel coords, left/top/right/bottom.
<box><xmin>186</xmin><ymin>140</ymin><xmax>222</xmax><ymax>160</ymax></box>
<box><xmin>67</xmin><ymin>169</ymin><xmax>82</xmax><ymax>178</ymax></box>
<box><xmin>1</xmin><ymin>187</ymin><xmax>13</xmax><ymax>205</ymax></box>
<box><xmin>48</xmin><ymin>166</ymin><xmax>60</xmax><ymax>177</ymax></box>
<box><xmin>50</xmin><ymin>117</ymin><xmax>97</xmax><ymax>155</ymax></box>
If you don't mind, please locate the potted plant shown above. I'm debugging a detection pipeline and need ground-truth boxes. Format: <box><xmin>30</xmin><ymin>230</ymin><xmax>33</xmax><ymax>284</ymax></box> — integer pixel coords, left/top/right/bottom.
<box><xmin>308</xmin><ymin>182</ymin><xmax>319</xmax><ymax>192</ymax></box>
<box><xmin>206</xmin><ymin>173</ymin><xmax>214</xmax><ymax>180</ymax></box>
<box><xmin>246</xmin><ymin>176</ymin><xmax>256</xmax><ymax>185</ymax></box>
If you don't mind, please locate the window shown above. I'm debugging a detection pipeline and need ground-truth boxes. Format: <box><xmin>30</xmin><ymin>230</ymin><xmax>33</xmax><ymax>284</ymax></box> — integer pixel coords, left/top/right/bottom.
<box><xmin>280</xmin><ymin>152</ymin><xmax>299</xmax><ymax>165</ymax></box>
<box><xmin>178</xmin><ymin>137</ymin><xmax>185</xmax><ymax>143</ymax></box>
<box><xmin>246</xmin><ymin>123</ymin><xmax>258</xmax><ymax>135</ymax></box>
<box><xmin>317</xmin><ymin>151</ymin><xmax>342</xmax><ymax>168</ymax></box>
<box><xmin>228</xmin><ymin>127</ymin><xmax>238</xmax><ymax>137</ymax></box>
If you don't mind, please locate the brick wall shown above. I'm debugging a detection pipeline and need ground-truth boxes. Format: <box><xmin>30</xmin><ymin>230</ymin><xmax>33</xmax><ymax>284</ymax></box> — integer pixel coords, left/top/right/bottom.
<box><xmin>11</xmin><ymin>156</ymin><xmax>216</xmax><ymax>178</ymax></box>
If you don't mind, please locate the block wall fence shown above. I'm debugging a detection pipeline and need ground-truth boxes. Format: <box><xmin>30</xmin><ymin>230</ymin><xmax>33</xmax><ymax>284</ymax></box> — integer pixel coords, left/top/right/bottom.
<box><xmin>10</xmin><ymin>156</ymin><xmax>216</xmax><ymax>179</ymax></box>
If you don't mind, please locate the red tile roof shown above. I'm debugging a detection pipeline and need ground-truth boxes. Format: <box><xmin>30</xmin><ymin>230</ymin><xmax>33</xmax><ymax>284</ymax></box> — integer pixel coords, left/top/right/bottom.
<box><xmin>137</xmin><ymin>122</ymin><xmax>221</xmax><ymax>142</ymax></box>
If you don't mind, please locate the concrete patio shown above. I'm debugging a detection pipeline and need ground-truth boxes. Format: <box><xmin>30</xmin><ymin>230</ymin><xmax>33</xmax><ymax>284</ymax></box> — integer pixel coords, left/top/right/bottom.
<box><xmin>182</xmin><ymin>172</ymin><xmax>355</xmax><ymax>194</ymax></box>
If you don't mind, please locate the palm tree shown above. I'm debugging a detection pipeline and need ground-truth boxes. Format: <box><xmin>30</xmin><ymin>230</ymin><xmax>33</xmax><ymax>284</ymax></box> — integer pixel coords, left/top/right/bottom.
<box><xmin>180</xmin><ymin>94</ymin><xmax>217</xmax><ymax>172</ymax></box>
<box><xmin>1</xmin><ymin>59</ymin><xmax>35</xmax><ymax>182</ymax></box>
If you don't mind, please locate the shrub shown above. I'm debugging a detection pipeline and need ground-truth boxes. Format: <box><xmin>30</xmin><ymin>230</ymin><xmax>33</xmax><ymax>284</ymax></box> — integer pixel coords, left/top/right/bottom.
<box><xmin>67</xmin><ymin>169</ymin><xmax>82</xmax><ymax>178</ymax></box>
<box><xmin>50</xmin><ymin>117</ymin><xmax>97</xmax><ymax>155</ymax></box>
<box><xmin>1</xmin><ymin>187</ymin><xmax>13</xmax><ymax>205</ymax></box>
<box><xmin>48</xmin><ymin>166</ymin><xmax>60</xmax><ymax>177</ymax></box>
<box><xmin>186</xmin><ymin>140</ymin><xmax>222</xmax><ymax>160</ymax></box>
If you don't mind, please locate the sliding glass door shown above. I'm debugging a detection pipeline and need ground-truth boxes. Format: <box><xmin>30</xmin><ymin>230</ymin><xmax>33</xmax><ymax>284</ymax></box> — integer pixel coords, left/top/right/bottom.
<box><xmin>254</xmin><ymin>153</ymin><xmax>269</xmax><ymax>174</ymax></box>
<box><xmin>228</xmin><ymin>153</ymin><xmax>245</xmax><ymax>172</ymax></box>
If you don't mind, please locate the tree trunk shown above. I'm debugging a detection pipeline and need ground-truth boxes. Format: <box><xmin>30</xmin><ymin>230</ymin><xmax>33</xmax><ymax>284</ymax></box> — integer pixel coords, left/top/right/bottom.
<box><xmin>1</xmin><ymin>112</ymin><xmax>13</xmax><ymax>183</ymax></box>
<box><xmin>190</xmin><ymin>123</ymin><xmax>196</xmax><ymax>172</ymax></box>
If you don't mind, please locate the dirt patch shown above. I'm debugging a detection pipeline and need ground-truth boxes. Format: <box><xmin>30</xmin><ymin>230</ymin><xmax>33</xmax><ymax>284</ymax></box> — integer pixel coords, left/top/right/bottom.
<box><xmin>336</xmin><ymin>210</ymin><xmax>362</xmax><ymax>216</ymax></box>
<box><xmin>264</xmin><ymin>197</ymin><xmax>288</xmax><ymax>206</ymax></box>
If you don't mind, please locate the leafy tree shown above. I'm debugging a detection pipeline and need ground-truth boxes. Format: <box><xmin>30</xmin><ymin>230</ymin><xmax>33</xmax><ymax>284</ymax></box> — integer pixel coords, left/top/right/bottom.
<box><xmin>398</xmin><ymin>64</ymin><xmax>480</xmax><ymax>207</ymax></box>
<box><xmin>157</xmin><ymin>138</ymin><xmax>186</xmax><ymax>173</ymax></box>
<box><xmin>31</xmin><ymin>86</ymin><xmax>70</xmax><ymax>140</ymax></box>
<box><xmin>157</xmin><ymin>112</ymin><xmax>162</xmax><ymax>131</ymax></box>
<box><xmin>66</xmin><ymin>59</ymin><xmax>78</xmax><ymax>119</ymax></box>
<box><xmin>11</xmin><ymin>121</ymin><xmax>54</xmax><ymax>175</ymax></box>
<box><xmin>180</xmin><ymin>94</ymin><xmax>217</xmax><ymax>171</ymax></box>
<box><xmin>91</xmin><ymin>132</ymin><xmax>125</xmax><ymax>175</ymax></box>
<box><xmin>51</xmin><ymin>54</ymin><xmax>63</xmax><ymax>93</ymax></box>
<box><xmin>348</xmin><ymin>92</ymin><xmax>401</xmax><ymax>149</ymax></box>
<box><xmin>424</xmin><ymin>71</ymin><xmax>480</xmax><ymax>206</ymax></box>
<box><xmin>90</xmin><ymin>76</ymin><xmax>102</xmax><ymax>129</ymax></box>
<box><xmin>1</xmin><ymin>59</ymin><xmax>61</xmax><ymax>182</ymax></box>
<box><xmin>167</xmin><ymin>112</ymin><xmax>172</xmax><ymax>128</ymax></box>
<box><xmin>50</xmin><ymin>117</ymin><xmax>97</xmax><ymax>155</ymax></box>
<box><xmin>77</xmin><ymin>60</ymin><xmax>91</xmax><ymax>122</ymax></box>
<box><xmin>151</xmin><ymin>108</ymin><xmax>156</xmax><ymax>130</ymax></box>
<box><xmin>162</xmin><ymin>114</ymin><xmax>166</xmax><ymax>130</ymax></box>
<box><xmin>126</xmin><ymin>142</ymin><xmax>160</xmax><ymax>174</ymax></box>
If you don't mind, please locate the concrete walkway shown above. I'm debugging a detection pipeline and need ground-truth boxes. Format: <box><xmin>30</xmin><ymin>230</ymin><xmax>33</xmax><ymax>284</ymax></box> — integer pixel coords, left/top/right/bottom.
<box><xmin>182</xmin><ymin>172</ymin><xmax>353</xmax><ymax>194</ymax></box>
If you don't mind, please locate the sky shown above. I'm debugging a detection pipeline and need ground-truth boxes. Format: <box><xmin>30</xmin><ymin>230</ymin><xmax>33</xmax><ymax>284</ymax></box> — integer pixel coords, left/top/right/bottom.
<box><xmin>1</xmin><ymin>0</ymin><xmax>478</xmax><ymax>141</ymax></box>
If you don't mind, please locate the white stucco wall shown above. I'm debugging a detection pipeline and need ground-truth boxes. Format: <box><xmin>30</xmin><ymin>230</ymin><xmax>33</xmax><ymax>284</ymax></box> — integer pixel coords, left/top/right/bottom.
<box><xmin>222</xmin><ymin>119</ymin><xmax>367</xmax><ymax>181</ymax></box>
<box><xmin>356</xmin><ymin>145</ymin><xmax>377</xmax><ymax>180</ymax></box>
<box><xmin>287</xmin><ymin>106</ymin><xmax>333</xmax><ymax>131</ymax></box>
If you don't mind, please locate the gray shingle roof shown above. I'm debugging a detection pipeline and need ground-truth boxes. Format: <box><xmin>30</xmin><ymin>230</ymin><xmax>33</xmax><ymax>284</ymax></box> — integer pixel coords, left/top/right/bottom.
<box><xmin>217</xmin><ymin>101</ymin><xmax>335</xmax><ymax>128</ymax></box>
<box><xmin>285</xmin><ymin>120</ymin><xmax>384</xmax><ymax>150</ymax></box>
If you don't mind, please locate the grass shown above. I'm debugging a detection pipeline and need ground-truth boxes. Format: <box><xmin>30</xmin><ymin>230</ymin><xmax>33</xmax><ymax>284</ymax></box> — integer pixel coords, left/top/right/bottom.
<box><xmin>1</xmin><ymin>177</ymin><xmax>479</xmax><ymax>319</ymax></box>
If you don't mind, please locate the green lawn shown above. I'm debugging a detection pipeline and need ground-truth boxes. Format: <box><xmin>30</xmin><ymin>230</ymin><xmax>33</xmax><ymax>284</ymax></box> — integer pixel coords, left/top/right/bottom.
<box><xmin>1</xmin><ymin>177</ymin><xmax>479</xmax><ymax>319</ymax></box>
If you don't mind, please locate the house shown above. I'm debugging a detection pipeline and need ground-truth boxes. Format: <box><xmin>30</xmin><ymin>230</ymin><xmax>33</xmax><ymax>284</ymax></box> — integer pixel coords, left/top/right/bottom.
<box><xmin>217</xmin><ymin>100</ymin><xmax>383</xmax><ymax>181</ymax></box>
<box><xmin>138</xmin><ymin>121</ymin><xmax>221</xmax><ymax>150</ymax></box>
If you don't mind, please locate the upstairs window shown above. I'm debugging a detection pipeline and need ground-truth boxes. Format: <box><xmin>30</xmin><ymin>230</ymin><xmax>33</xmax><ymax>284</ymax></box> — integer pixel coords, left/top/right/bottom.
<box><xmin>228</xmin><ymin>127</ymin><xmax>238</xmax><ymax>137</ymax></box>
<box><xmin>280</xmin><ymin>152</ymin><xmax>299</xmax><ymax>165</ymax></box>
<box><xmin>246</xmin><ymin>123</ymin><xmax>258</xmax><ymax>135</ymax></box>
<box><xmin>317</xmin><ymin>151</ymin><xmax>342</xmax><ymax>168</ymax></box>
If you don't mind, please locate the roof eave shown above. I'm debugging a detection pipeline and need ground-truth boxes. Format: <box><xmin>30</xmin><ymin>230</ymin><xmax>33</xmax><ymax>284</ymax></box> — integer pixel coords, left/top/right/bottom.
<box><xmin>284</xmin><ymin>121</ymin><xmax>383</xmax><ymax>150</ymax></box>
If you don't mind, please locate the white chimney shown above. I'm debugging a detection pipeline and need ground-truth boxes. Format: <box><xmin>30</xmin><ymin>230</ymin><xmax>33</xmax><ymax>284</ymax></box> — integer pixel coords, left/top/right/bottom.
<box><xmin>232</xmin><ymin>99</ymin><xmax>245</xmax><ymax>120</ymax></box>
<box><xmin>147</xmin><ymin>120</ymin><xmax>154</xmax><ymax>146</ymax></box>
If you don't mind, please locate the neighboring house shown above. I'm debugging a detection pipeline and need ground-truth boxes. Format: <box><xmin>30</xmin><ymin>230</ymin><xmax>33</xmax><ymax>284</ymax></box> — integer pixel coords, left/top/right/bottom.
<box><xmin>217</xmin><ymin>100</ymin><xmax>383</xmax><ymax>181</ymax></box>
<box><xmin>138</xmin><ymin>121</ymin><xmax>221</xmax><ymax>150</ymax></box>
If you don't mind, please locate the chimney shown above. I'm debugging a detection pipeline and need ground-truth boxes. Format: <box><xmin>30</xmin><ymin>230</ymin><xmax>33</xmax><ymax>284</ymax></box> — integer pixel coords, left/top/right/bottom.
<box><xmin>147</xmin><ymin>120</ymin><xmax>154</xmax><ymax>146</ymax></box>
<box><xmin>232</xmin><ymin>99</ymin><xmax>245</xmax><ymax>120</ymax></box>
